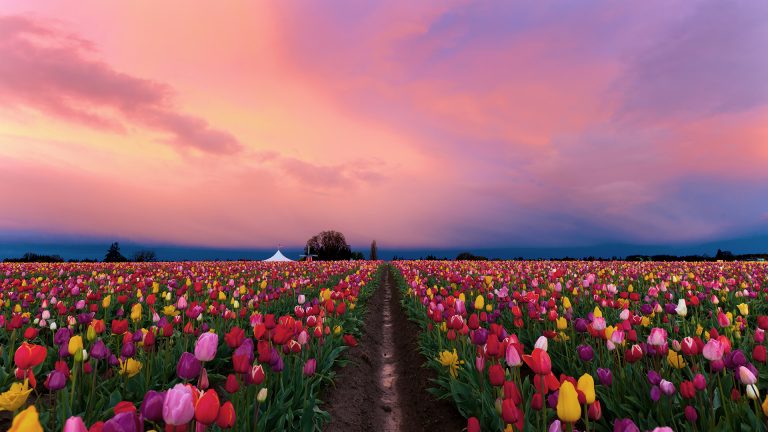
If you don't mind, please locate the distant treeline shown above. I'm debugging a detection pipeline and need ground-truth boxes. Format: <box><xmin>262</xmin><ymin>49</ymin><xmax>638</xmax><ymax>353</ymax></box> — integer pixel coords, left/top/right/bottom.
<box><xmin>393</xmin><ymin>249</ymin><xmax>768</xmax><ymax>262</ymax></box>
<box><xmin>3</xmin><ymin>253</ymin><xmax>98</xmax><ymax>263</ymax></box>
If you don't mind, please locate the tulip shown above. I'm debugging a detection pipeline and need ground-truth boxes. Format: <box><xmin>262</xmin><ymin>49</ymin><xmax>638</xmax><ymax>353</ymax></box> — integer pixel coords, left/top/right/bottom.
<box><xmin>577</xmin><ymin>345</ymin><xmax>594</xmax><ymax>362</ymax></box>
<box><xmin>63</xmin><ymin>416</ymin><xmax>88</xmax><ymax>432</ymax></box>
<box><xmin>177</xmin><ymin>352</ymin><xmax>202</xmax><ymax>380</ymax></box>
<box><xmin>501</xmin><ymin>398</ymin><xmax>519</xmax><ymax>424</ymax></box>
<box><xmin>195</xmin><ymin>389</ymin><xmax>221</xmax><ymax>425</ymax></box>
<box><xmin>194</xmin><ymin>332</ymin><xmax>218</xmax><ymax>362</ymax></box>
<box><xmin>613</xmin><ymin>418</ymin><xmax>640</xmax><ymax>432</ymax></box>
<box><xmin>204</xmin><ymin>402</ymin><xmax>232</xmax><ymax>430</ymax></box>
<box><xmin>467</xmin><ymin>417</ymin><xmax>480</xmax><ymax>432</ymax></box>
<box><xmin>68</xmin><ymin>335</ymin><xmax>84</xmax><ymax>356</ymax></box>
<box><xmin>14</xmin><ymin>342</ymin><xmax>47</xmax><ymax>370</ymax></box>
<box><xmin>140</xmin><ymin>390</ymin><xmax>166</xmax><ymax>423</ymax></box>
<box><xmin>250</xmin><ymin>364</ymin><xmax>266</xmax><ymax>385</ymax></box>
<box><xmin>577</xmin><ymin>373</ymin><xmax>596</xmax><ymax>404</ymax></box>
<box><xmin>488</xmin><ymin>364</ymin><xmax>505</xmax><ymax>386</ymax></box>
<box><xmin>534</xmin><ymin>336</ymin><xmax>548</xmax><ymax>351</ymax></box>
<box><xmin>44</xmin><ymin>370</ymin><xmax>67</xmax><ymax>391</ymax></box>
<box><xmin>762</xmin><ymin>394</ymin><xmax>768</xmax><ymax>416</ymax></box>
<box><xmin>739</xmin><ymin>366</ymin><xmax>758</xmax><ymax>385</ymax></box>
<box><xmin>588</xmin><ymin>400</ymin><xmax>602</xmax><ymax>420</ymax></box>
<box><xmin>737</xmin><ymin>303</ymin><xmax>749</xmax><ymax>316</ymax></box>
<box><xmin>118</xmin><ymin>358</ymin><xmax>142</xmax><ymax>378</ymax></box>
<box><xmin>747</xmin><ymin>384</ymin><xmax>760</xmax><ymax>400</ymax></box>
<box><xmin>702</xmin><ymin>339</ymin><xmax>724</xmax><ymax>361</ymax></box>
<box><xmin>556</xmin><ymin>381</ymin><xmax>581</xmax><ymax>423</ymax></box>
<box><xmin>754</xmin><ymin>345</ymin><xmax>767</xmax><ymax>363</ymax></box>
<box><xmin>8</xmin><ymin>405</ymin><xmax>43</xmax><ymax>432</ymax></box>
<box><xmin>474</xmin><ymin>295</ymin><xmax>484</xmax><ymax>311</ymax></box>
<box><xmin>523</xmin><ymin>348</ymin><xmax>551</xmax><ymax>375</ymax></box>
<box><xmin>675</xmin><ymin>299</ymin><xmax>687</xmax><ymax>317</ymax></box>
<box><xmin>163</xmin><ymin>384</ymin><xmax>196</xmax><ymax>425</ymax></box>
<box><xmin>505</xmin><ymin>343</ymin><xmax>521</xmax><ymax>367</ymax></box>
<box><xmin>597</xmin><ymin>368</ymin><xmax>612</xmax><ymax>387</ymax></box>
<box><xmin>659</xmin><ymin>379</ymin><xmax>675</xmax><ymax>396</ymax></box>
<box><xmin>648</xmin><ymin>328</ymin><xmax>667</xmax><ymax>346</ymax></box>
<box><xmin>684</xmin><ymin>406</ymin><xmax>698</xmax><ymax>423</ymax></box>
<box><xmin>303</xmin><ymin>358</ymin><xmax>317</xmax><ymax>376</ymax></box>
<box><xmin>0</xmin><ymin>379</ymin><xmax>33</xmax><ymax>411</ymax></box>
<box><xmin>256</xmin><ymin>387</ymin><xmax>268</xmax><ymax>402</ymax></box>
<box><xmin>225</xmin><ymin>374</ymin><xmax>240</xmax><ymax>393</ymax></box>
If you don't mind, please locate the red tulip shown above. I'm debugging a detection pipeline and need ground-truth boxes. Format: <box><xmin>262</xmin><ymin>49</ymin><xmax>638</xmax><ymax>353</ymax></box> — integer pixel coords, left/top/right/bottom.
<box><xmin>23</xmin><ymin>327</ymin><xmax>39</xmax><ymax>340</ymax></box>
<box><xmin>467</xmin><ymin>417</ymin><xmax>480</xmax><ymax>432</ymax></box>
<box><xmin>588</xmin><ymin>400</ymin><xmax>602</xmax><ymax>421</ymax></box>
<box><xmin>753</xmin><ymin>345</ymin><xmax>767</xmax><ymax>363</ymax></box>
<box><xmin>249</xmin><ymin>364</ymin><xmax>265</xmax><ymax>385</ymax></box>
<box><xmin>501</xmin><ymin>398</ymin><xmax>519</xmax><ymax>424</ymax></box>
<box><xmin>225</xmin><ymin>327</ymin><xmax>245</xmax><ymax>349</ymax></box>
<box><xmin>113</xmin><ymin>401</ymin><xmax>137</xmax><ymax>414</ymax></box>
<box><xmin>522</xmin><ymin>348</ymin><xmax>551</xmax><ymax>375</ymax></box>
<box><xmin>14</xmin><ymin>342</ymin><xmax>47</xmax><ymax>370</ymax></box>
<box><xmin>111</xmin><ymin>319</ymin><xmax>128</xmax><ymax>336</ymax></box>
<box><xmin>195</xmin><ymin>389</ymin><xmax>221</xmax><ymax>425</ymax></box>
<box><xmin>215</xmin><ymin>401</ymin><xmax>236</xmax><ymax>429</ymax></box>
<box><xmin>343</xmin><ymin>334</ymin><xmax>358</xmax><ymax>347</ymax></box>
<box><xmin>224</xmin><ymin>374</ymin><xmax>240</xmax><ymax>394</ymax></box>
<box><xmin>503</xmin><ymin>380</ymin><xmax>522</xmax><ymax>405</ymax></box>
<box><xmin>488</xmin><ymin>364</ymin><xmax>505</xmax><ymax>386</ymax></box>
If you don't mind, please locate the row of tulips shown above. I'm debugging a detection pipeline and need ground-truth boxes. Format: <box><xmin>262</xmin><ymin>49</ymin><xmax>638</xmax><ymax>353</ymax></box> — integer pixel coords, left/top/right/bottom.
<box><xmin>0</xmin><ymin>261</ymin><xmax>382</xmax><ymax>431</ymax></box>
<box><xmin>393</xmin><ymin>260</ymin><xmax>768</xmax><ymax>431</ymax></box>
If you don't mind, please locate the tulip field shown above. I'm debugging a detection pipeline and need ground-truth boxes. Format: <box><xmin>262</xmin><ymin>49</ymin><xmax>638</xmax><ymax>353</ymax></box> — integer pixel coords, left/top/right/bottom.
<box><xmin>2</xmin><ymin>260</ymin><xmax>768</xmax><ymax>431</ymax></box>
<box><xmin>0</xmin><ymin>261</ymin><xmax>380</xmax><ymax>431</ymax></box>
<box><xmin>395</xmin><ymin>260</ymin><xmax>768</xmax><ymax>431</ymax></box>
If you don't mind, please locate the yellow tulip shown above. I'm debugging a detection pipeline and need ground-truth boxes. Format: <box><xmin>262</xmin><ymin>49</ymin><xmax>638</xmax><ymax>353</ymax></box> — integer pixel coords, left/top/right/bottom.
<box><xmin>119</xmin><ymin>358</ymin><xmax>143</xmax><ymax>377</ymax></box>
<box><xmin>484</xmin><ymin>275</ymin><xmax>493</xmax><ymax>286</ymax></box>
<box><xmin>737</xmin><ymin>303</ymin><xmax>749</xmax><ymax>316</ymax></box>
<box><xmin>130</xmin><ymin>303</ymin><xmax>142</xmax><ymax>322</ymax></box>
<box><xmin>762</xmin><ymin>395</ymin><xmax>768</xmax><ymax>416</ymax></box>
<box><xmin>593</xmin><ymin>306</ymin><xmax>603</xmax><ymax>318</ymax></box>
<box><xmin>667</xmin><ymin>350</ymin><xmax>686</xmax><ymax>369</ymax></box>
<box><xmin>577</xmin><ymin>374</ymin><xmax>596</xmax><ymax>404</ymax></box>
<box><xmin>260</xmin><ymin>280</ymin><xmax>268</xmax><ymax>290</ymax></box>
<box><xmin>68</xmin><ymin>335</ymin><xmax>83</xmax><ymax>356</ymax></box>
<box><xmin>438</xmin><ymin>349</ymin><xmax>463</xmax><ymax>378</ymax></box>
<box><xmin>163</xmin><ymin>305</ymin><xmax>179</xmax><ymax>317</ymax></box>
<box><xmin>474</xmin><ymin>295</ymin><xmax>485</xmax><ymax>311</ymax></box>
<box><xmin>556</xmin><ymin>381</ymin><xmax>581</xmax><ymax>423</ymax></box>
<box><xmin>86</xmin><ymin>325</ymin><xmax>96</xmax><ymax>342</ymax></box>
<box><xmin>0</xmin><ymin>380</ymin><xmax>33</xmax><ymax>412</ymax></box>
<box><xmin>8</xmin><ymin>405</ymin><xmax>42</xmax><ymax>432</ymax></box>
<box><xmin>218</xmin><ymin>291</ymin><xmax>226</xmax><ymax>301</ymax></box>
<box><xmin>102</xmin><ymin>295</ymin><xmax>112</xmax><ymax>308</ymax></box>
<box><xmin>556</xmin><ymin>317</ymin><xmax>568</xmax><ymax>330</ymax></box>
<box><xmin>562</xmin><ymin>297</ymin><xmax>571</xmax><ymax>309</ymax></box>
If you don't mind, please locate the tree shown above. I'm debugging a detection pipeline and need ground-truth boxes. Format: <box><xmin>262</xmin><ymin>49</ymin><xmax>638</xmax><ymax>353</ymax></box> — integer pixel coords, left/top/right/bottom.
<box><xmin>370</xmin><ymin>240</ymin><xmax>378</xmax><ymax>260</ymax></box>
<box><xmin>305</xmin><ymin>230</ymin><xmax>352</xmax><ymax>261</ymax></box>
<box><xmin>104</xmin><ymin>242</ymin><xmax>128</xmax><ymax>262</ymax></box>
<box><xmin>133</xmin><ymin>250</ymin><xmax>157</xmax><ymax>262</ymax></box>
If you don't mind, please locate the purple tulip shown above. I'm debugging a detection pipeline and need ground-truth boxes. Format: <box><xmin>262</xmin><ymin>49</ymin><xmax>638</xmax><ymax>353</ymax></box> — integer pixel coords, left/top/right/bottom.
<box><xmin>121</xmin><ymin>342</ymin><xmax>136</xmax><ymax>359</ymax></box>
<box><xmin>54</xmin><ymin>328</ymin><xmax>72</xmax><ymax>346</ymax></box>
<box><xmin>597</xmin><ymin>368</ymin><xmax>613</xmax><ymax>387</ymax></box>
<box><xmin>547</xmin><ymin>390</ymin><xmax>559</xmax><ymax>409</ymax></box>
<box><xmin>132</xmin><ymin>331</ymin><xmax>143</xmax><ymax>343</ymax></box>
<box><xmin>140</xmin><ymin>390</ymin><xmax>166</xmax><ymax>423</ymax></box>
<box><xmin>577</xmin><ymin>345</ymin><xmax>594</xmax><ymax>362</ymax></box>
<box><xmin>574</xmin><ymin>318</ymin><xmax>588</xmax><ymax>333</ymax></box>
<box><xmin>650</xmin><ymin>385</ymin><xmax>661</xmax><ymax>401</ymax></box>
<box><xmin>647</xmin><ymin>370</ymin><xmax>662</xmax><ymax>385</ymax></box>
<box><xmin>177</xmin><ymin>351</ymin><xmax>202</xmax><ymax>380</ymax></box>
<box><xmin>614</xmin><ymin>418</ymin><xmax>640</xmax><ymax>432</ymax></box>
<box><xmin>103</xmin><ymin>412</ymin><xmax>139</xmax><ymax>432</ymax></box>
<box><xmin>91</xmin><ymin>340</ymin><xmax>110</xmax><ymax>360</ymax></box>
<box><xmin>473</xmin><ymin>328</ymin><xmax>489</xmax><ymax>346</ymax></box>
<box><xmin>108</xmin><ymin>354</ymin><xmax>120</xmax><ymax>367</ymax></box>
<box><xmin>45</xmin><ymin>370</ymin><xmax>67</xmax><ymax>391</ymax></box>
<box><xmin>271</xmin><ymin>353</ymin><xmax>285</xmax><ymax>372</ymax></box>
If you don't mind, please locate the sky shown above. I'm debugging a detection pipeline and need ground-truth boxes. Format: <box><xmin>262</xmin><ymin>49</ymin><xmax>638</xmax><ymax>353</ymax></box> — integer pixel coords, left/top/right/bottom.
<box><xmin>0</xmin><ymin>1</ymin><xmax>767</xmax><ymax>255</ymax></box>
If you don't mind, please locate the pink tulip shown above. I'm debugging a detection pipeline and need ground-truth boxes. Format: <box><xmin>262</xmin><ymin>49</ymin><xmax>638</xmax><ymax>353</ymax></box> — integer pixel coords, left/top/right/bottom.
<box><xmin>63</xmin><ymin>416</ymin><xmax>88</xmax><ymax>432</ymax></box>
<box><xmin>163</xmin><ymin>384</ymin><xmax>196</xmax><ymax>425</ymax></box>
<box><xmin>194</xmin><ymin>332</ymin><xmax>218</xmax><ymax>362</ymax></box>
<box><xmin>702</xmin><ymin>339</ymin><xmax>724</xmax><ymax>361</ymax></box>
<box><xmin>738</xmin><ymin>366</ymin><xmax>757</xmax><ymax>385</ymax></box>
<box><xmin>647</xmin><ymin>328</ymin><xmax>667</xmax><ymax>346</ymax></box>
<box><xmin>506</xmin><ymin>344</ymin><xmax>521</xmax><ymax>367</ymax></box>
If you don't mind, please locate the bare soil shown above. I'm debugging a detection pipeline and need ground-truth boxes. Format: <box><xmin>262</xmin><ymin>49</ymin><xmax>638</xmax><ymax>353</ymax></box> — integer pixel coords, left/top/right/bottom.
<box><xmin>323</xmin><ymin>266</ymin><xmax>465</xmax><ymax>432</ymax></box>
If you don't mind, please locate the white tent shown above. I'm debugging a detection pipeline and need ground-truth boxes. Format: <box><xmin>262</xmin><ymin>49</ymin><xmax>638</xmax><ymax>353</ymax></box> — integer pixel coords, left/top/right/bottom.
<box><xmin>264</xmin><ymin>249</ymin><xmax>293</xmax><ymax>262</ymax></box>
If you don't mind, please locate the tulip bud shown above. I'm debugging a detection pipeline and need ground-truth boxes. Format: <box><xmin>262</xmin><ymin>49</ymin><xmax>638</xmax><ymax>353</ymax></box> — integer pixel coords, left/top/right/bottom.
<box><xmin>256</xmin><ymin>387</ymin><xmax>268</xmax><ymax>403</ymax></box>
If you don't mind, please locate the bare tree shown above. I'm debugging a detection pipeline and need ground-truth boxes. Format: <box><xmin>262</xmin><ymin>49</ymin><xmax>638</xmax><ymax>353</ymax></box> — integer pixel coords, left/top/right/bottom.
<box><xmin>370</xmin><ymin>240</ymin><xmax>378</xmax><ymax>260</ymax></box>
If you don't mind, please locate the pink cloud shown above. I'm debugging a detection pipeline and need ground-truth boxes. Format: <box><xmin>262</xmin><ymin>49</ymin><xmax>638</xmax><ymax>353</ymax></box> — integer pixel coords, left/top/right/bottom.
<box><xmin>0</xmin><ymin>15</ymin><xmax>241</xmax><ymax>154</ymax></box>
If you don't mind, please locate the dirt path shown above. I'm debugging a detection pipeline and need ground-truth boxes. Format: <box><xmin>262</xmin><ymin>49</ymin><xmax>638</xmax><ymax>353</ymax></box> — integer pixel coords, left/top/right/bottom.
<box><xmin>324</xmin><ymin>266</ymin><xmax>464</xmax><ymax>432</ymax></box>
